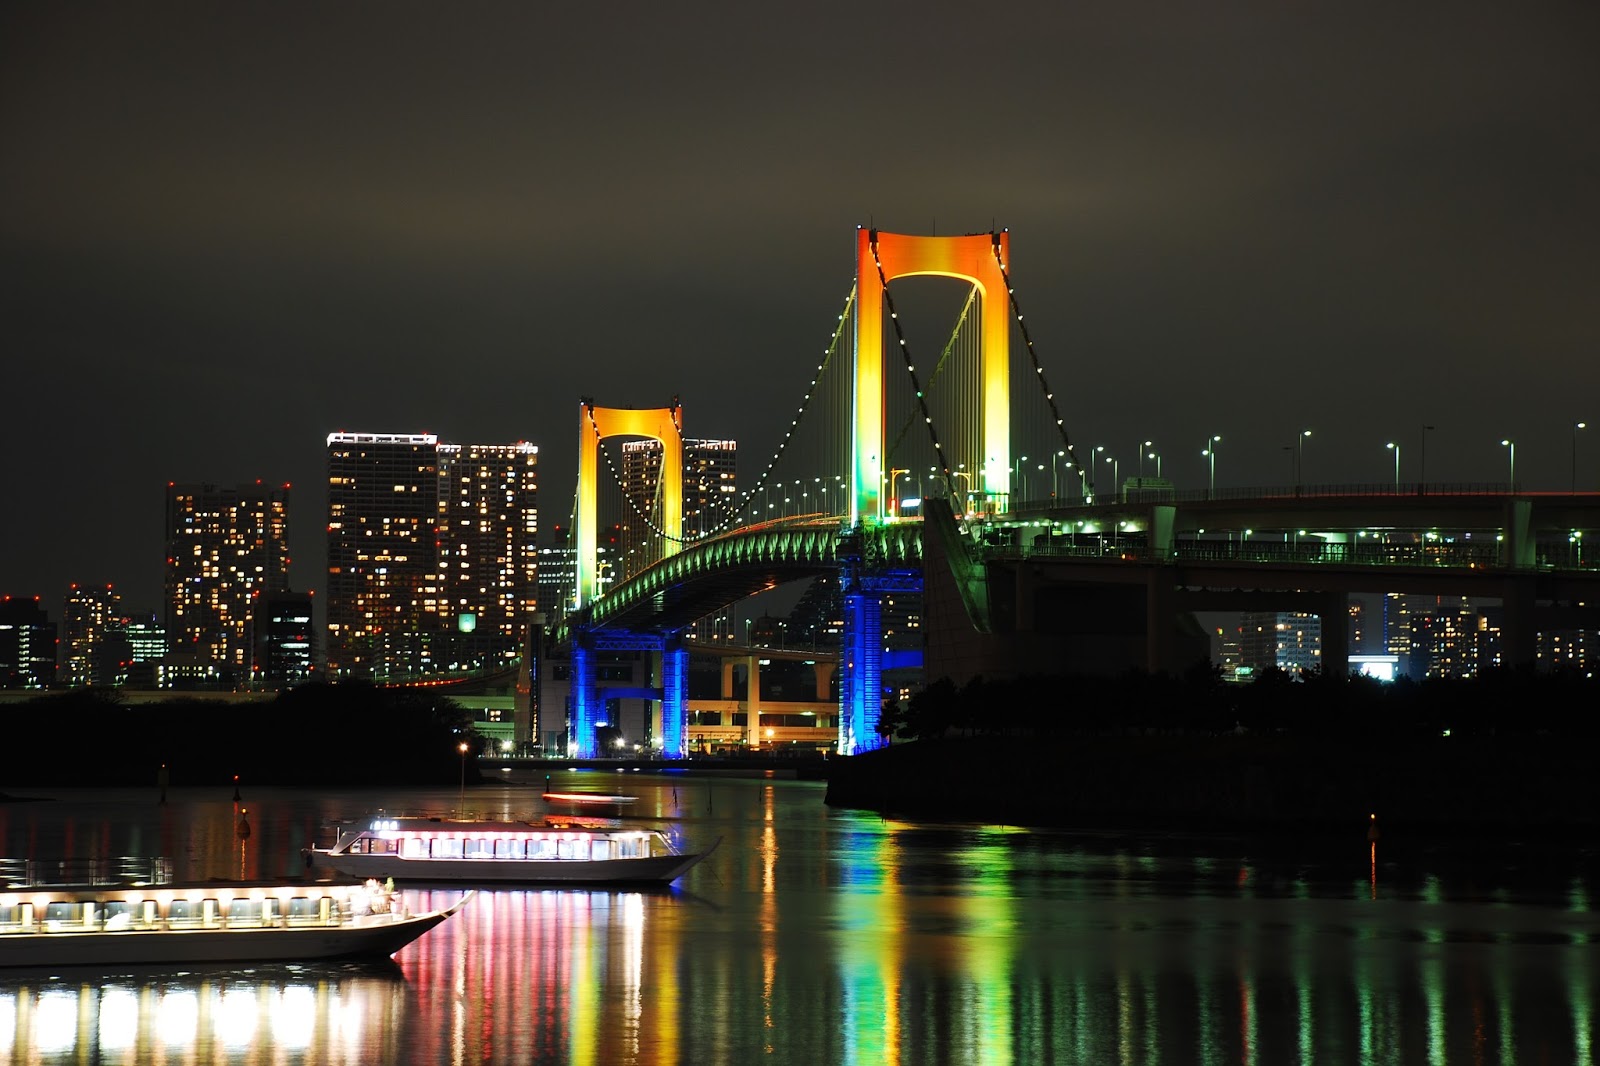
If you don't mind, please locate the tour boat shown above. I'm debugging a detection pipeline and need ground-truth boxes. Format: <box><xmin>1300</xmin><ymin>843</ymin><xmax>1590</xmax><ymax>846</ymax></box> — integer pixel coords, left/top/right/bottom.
<box><xmin>303</xmin><ymin>814</ymin><xmax>719</xmax><ymax>885</ymax></box>
<box><xmin>0</xmin><ymin>859</ymin><xmax>470</xmax><ymax>969</ymax></box>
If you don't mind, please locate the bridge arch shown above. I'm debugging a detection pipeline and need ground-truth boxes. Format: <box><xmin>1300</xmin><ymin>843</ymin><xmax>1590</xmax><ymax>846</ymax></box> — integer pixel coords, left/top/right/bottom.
<box><xmin>854</xmin><ymin>228</ymin><xmax>1012</xmax><ymax>522</ymax></box>
<box><xmin>575</xmin><ymin>400</ymin><xmax>683</xmax><ymax>609</ymax></box>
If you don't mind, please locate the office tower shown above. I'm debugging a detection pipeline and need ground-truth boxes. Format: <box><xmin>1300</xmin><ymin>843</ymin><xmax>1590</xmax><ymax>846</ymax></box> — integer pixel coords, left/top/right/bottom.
<box><xmin>618</xmin><ymin>438</ymin><xmax>737</xmax><ymax>580</ymax></box>
<box><xmin>326</xmin><ymin>433</ymin><xmax>443</xmax><ymax>678</ymax></box>
<box><xmin>326</xmin><ymin>432</ymin><xmax>539</xmax><ymax>680</ymax></box>
<box><xmin>254</xmin><ymin>592</ymin><xmax>315</xmax><ymax>687</ymax></box>
<box><xmin>164</xmin><ymin>481</ymin><xmax>291</xmax><ymax>683</ymax></box>
<box><xmin>1237</xmin><ymin>611</ymin><xmax>1322</xmax><ymax>678</ymax></box>
<box><xmin>112</xmin><ymin>610</ymin><xmax>167</xmax><ymax>688</ymax></box>
<box><xmin>1404</xmin><ymin>595</ymin><xmax>1481</xmax><ymax>678</ymax></box>
<box><xmin>0</xmin><ymin>595</ymin><xmax>58</xmax><ymax>688</ymax></box>
<box><xmin>437</xmin><ymin>442</ymin><xmax>539</xmax><ymax>671</ymax></box>
<box><xmin>63</xmin><ymin>583</ymin><xmax>121</xmax><ymax>688</ymax></box>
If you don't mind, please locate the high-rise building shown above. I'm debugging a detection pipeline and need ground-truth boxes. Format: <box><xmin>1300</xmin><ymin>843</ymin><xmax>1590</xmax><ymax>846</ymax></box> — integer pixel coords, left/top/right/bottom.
<box><xmin>254</xmin><ymin>592</ymin><xmax>315</xmax><ymax>687</ymax></box>
<box><xmin>325</xmin><ymin>432</ymin><xmax>539</xmax><ymax>680</ymax></box>
<box><xmin>0</xmin><ymin>595</ymin><xmax>58</xmax><ymax>689</ymax></box>
<box><xmin>1236</xmin><ymin>611</ymin><xmax>1322</xmax><ymax>677</ymax></box>
<box><xmin>437</xmin><ymin>442</ymin><xmax>539</xmax><ymax>671</ymax></box>
<box><xmin>326</xmin><ymin>433</ymin><xmax>443</xmax><ymax>679</ymax></box>
<box><xmin>164</xmin><ymin>481</ymin><xmax>291</xmax><ymax>683</ymax></box>
<box><xmin>618</xmin><ymin>438</ymin><xmax>737</xmax><ymax>580</ymax></box>
<box><xmin>63</xmin><ymin>583</ymin><xmax>122</xmax><ymax>688</ymax></box>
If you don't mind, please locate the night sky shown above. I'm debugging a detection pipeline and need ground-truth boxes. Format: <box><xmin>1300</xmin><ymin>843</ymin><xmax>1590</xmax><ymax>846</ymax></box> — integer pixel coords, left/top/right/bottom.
<box><xmin>4</xmin><ymin>4</ymin><xmax>1597</xmax><ymax>613</ymax></box>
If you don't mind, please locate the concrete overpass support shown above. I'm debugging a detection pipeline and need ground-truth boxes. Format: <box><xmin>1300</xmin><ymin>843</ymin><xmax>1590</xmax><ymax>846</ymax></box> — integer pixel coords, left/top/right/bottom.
<box><xmin>1320</xmin><ymin>592</ymin><xmax>1349</xmax><ymax>678</ymax></box>
<box><xmin>744</xmin><ymin>653</ymin><xmax>763</xmax><ymax>747</ymax></box>
<box><xmin>1504</xmin><ymin>498</ymin><xmax>1535</xmax><ymax>568</ymax></box>
<box><xmin>1500</xmin><ymin>576</ymin><xmax>1538</xmax><ymax>670</ymax></box>
<box><xmin>815</xmin><ymin>662</ymin><xmax>836</xmax><ymax>701</ymax></box>
<box><xmin>1148</xmin><ymin>505</ymin><xmax>1177</xmax><ymax>559</ymax></box>
<box><xmin>720</xmin><ymin>659</ymin><xmax>736</xmax><ymax>700</ymax></box>
<box><xmin>1145</xmin><ymin>568</ymin><xmax>1177</xmax><ymax>675</ymax></box>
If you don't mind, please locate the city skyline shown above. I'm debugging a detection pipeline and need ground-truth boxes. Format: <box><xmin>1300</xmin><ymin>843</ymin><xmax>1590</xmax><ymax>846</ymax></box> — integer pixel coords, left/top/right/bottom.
<box><xmin>5</xmin><ymin>4</ymin><xmax>1599</xmax><ymax>611</ymax></box>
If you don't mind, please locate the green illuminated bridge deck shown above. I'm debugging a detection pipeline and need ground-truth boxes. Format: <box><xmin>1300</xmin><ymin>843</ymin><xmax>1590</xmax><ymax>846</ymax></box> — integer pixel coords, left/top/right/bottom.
<box><xmin>558</xmin><ymin>484</ymin><xmax>1600</xmax><ymax>644</ymax></box>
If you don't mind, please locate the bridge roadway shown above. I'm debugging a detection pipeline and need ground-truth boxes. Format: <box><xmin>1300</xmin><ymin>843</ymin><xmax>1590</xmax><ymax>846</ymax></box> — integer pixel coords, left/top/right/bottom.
<box><xmin>563</xmin><ymin>484</ymin><xmax>1599</xmax><ymax>678</ymax></box>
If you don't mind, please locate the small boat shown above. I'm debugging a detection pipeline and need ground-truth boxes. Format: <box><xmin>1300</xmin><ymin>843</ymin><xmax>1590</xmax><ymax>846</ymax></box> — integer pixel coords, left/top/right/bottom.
<box><xmin>0</xmin><ymin>858</ymin><xmax>471</xmax><ymax>969</ymax></box>
<box><xmin>304</xmin><ymin>814</ymin><xmax>719</xmax><ymax>885</ymax></box>
<box><xmin>541</xmin><ymin>791</ymin><xmax>639</xmax><ymax>817</ymax></box>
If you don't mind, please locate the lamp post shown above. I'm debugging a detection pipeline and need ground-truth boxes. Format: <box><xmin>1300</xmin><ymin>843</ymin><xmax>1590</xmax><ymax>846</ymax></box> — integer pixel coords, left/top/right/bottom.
<box><xmin>1092</xmin><ymin>445</ymin><xmax>1106</xmax><ymax>496</ymax></box>
<box><xmin>1011</xmin><ymin>456</ymin><xmax>1029</xmax><ymax>504</ymax></box>
<box><xmin>1419</xmin><ymin>425</ymin><xmax>1435</xmax><ymax>493</ymax></box>
<box><xmin>457</xmin><ymin>741</ymin><xmax>469</xmax><ymax>815</ymax></box>
<box><xmin>1386</xmin><ymin>442</ymin><xmax>1400</xmax><ymax>491</ymax></box>
<box><xmin>1104</xmin><ymin>454</ymin><xmax>1119</xmax><ymax>500</ymax></box>
<box><xmin>1297</xmin><ymin>429</ymin><xmax>1311</xmax><ymax>490</ymax></box>
<box><xmin>1051</xmin><ymin>450</ymin><xmax>1067</xmax><ymax>498</ymax></box>
<box><xmin>1145</xmin><ymin>444</ymin><xmax>1161</xmax><ymax>479</ymax></box>
<box><xmin>1574</xmin><ymin>422</ymin><xmax>1587</xmax><ymax>493</ymax></box>
<box><xmin>889</xmin><ymin>468</ymin><xmax>909</xmax><ymax>516</ymax></box>
<box><xmin>1203</xmin><ymin>435</ymin><xmax>1221</xmax><ymax>497</ymax></box>
<box><xmin>1500</xmin><ymin>438</ymin><xmax>1515</xmax><ymax>490</ymax></box>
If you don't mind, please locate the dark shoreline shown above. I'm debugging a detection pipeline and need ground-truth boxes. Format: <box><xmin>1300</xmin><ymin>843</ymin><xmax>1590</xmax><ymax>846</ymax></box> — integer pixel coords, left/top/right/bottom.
<box><xmin>823</xmin><ymin>734</ymin><xmax>1600</xmax><ymax>848</ymax></box>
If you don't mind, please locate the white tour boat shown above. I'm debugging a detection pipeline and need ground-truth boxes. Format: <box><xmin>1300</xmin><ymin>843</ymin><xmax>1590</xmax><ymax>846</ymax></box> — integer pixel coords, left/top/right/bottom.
<box><xmin>0</xmin><ymin>857</ymin><xmax>470</xmax><ymax>969</ymax></box>
<box><xmin>304</xmin><ymin>813</ymin><xmax>719</xmax><ymax>885</ymax></box>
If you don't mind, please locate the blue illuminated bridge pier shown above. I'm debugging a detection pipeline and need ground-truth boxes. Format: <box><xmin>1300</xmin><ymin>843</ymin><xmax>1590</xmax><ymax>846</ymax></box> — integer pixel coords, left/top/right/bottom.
<box><xmin>540</xmin><ymin>227</ymin><xmax>1600</xmax><ymax>760</ymax></box>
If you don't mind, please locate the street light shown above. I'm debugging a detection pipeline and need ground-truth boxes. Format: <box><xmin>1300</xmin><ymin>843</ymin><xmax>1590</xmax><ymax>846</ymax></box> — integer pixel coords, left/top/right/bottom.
<box><xmin>1574</xmin><ymin>421</ymin><xmax>1587</xmax><ymax>493</ymax></box>
<box><xmin>1011</xmin><ymin>456</ymin><xmax>1029</xmax><ymax>504</ymax></box>
<box><xmin>1145</xmin><ymin>444</ymin><xmax>1161</xmax><ymax>479</ymax></box>
<box><xmin>889</xmin><ymin>468</ymin><xmax>909</xmax><ymax>517</ymax></box>
<box><xmin>457</xmin><ymin>741</ymin><xmax>469</xmax><ymax>815</ymax></box>
<box><xmin>1104</xmin><ymin>454</ymin><xmax>1119</xmax><ymax>499</ymax></box>
<box><xmin>1297</xmin><ymin>429</ymin><xmax>1311</xmax><ymax>490</ymax></box>
<box><xmin>1139</xmin><ymin>441</ymin><xmax>1153</xmax><ymax>480</ymax></box>
<box><xmin>1051</xmin><ymin>450</ymin><xmax>1067</xmax><ymax>498</ymax></box>
<box><xmin>1386</xmin><ymin>442</ymin><xmax>1400</xmax><ymax>491</ymax></box>
<box><xmin>1500</xmin><ymin>438</ymin><xmax>1515</xmax><ymax>489</ymax></box>
<box><xmin>1203</xmin><ymin>435</ymin><xmax>1221</xmax><ymax>497</ymax></box>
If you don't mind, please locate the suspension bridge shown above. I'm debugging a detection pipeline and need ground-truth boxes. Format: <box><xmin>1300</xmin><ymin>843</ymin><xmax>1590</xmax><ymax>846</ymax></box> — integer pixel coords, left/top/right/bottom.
<box><xmin>547</xmin><ymin>227</ymin><xmax>1600</xmax><ymax>759</ymax></box>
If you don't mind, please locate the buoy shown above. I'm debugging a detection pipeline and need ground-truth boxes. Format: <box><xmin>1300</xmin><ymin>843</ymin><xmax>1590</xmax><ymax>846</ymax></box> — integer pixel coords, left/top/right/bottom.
<box><xmin>236</xmin><ymin>807</ymin><xmax>252</xmax><ymax>839</ymax></box>
<box><xmin>1366</xmin><ymin>812</ymin><xmax>1380</xmax><ymax>843</ymax></box>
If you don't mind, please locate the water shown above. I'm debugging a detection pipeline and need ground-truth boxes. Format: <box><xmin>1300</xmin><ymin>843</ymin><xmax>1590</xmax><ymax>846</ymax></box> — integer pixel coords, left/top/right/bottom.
<box><xmin>1</xmin><ymin>769</ymin><xmax>1596</xmax><ymax>1065</ymax></box>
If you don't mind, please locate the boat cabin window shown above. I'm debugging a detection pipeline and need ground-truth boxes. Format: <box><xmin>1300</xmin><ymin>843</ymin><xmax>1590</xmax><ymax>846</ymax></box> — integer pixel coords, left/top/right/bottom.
<box><xmin>432</xmin><ymin>838</ymin><xmax>463</xmax><ymax>859</ymax></box>
<box><xmin>360</xmin><ymin>838</ymin><xmax>399</xmax><ymax>855</ymax></box>
<box><xmin>464</xmin><ymin>838</ymin><xmax>493</xmax><ymax>859</ymax></box>
<box><xmin>402</xmin><ymin>837</ymin><xmax>428</xmax><ymax>858</ymax></box>
<box><xmin>0</xmin><ymin>904</ymin><xmax>26</xmax><ymax>930</ymax></box>
<box><xmin>494</xmin><ymin>839</ymin><xmax>525</xmax><ymax>859</ymax></box>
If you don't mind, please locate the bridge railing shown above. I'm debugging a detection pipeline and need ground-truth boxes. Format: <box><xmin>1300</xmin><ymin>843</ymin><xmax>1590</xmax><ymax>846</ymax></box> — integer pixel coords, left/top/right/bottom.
<box><xmin>1005</xmin><ymin>481</ymin><xmax>1528</xmax><ymax>511</ymax></box>
<box><xmin>993</xmin><ymin>537</ymin><xmax>1512</xmax><ymax>569</ymax></box>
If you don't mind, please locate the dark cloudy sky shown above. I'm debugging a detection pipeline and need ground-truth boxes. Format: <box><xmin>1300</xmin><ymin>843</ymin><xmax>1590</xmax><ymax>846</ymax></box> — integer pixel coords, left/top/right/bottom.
<box><xmin>4</xmin><ymin>3</ymin><xmax>1597</xmax><ymax>613</ymax></box>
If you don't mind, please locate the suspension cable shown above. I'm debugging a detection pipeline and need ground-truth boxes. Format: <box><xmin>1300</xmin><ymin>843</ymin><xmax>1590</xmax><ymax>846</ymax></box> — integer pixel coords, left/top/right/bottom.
<box><xmin>990</xmin><ymin>236</ymin><xmax>1089</xmax><ymax>495</ymax></box>
<box><xmin>700</xmin><ymin>284</ymin><xmax>859</xmax><ymax>535</ymax></box>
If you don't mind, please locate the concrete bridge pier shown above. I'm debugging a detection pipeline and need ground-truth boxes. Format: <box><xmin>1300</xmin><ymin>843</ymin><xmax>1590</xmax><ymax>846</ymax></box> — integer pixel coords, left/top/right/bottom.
<box><xmin>1320</xmin><ymin>591</ymin><xmax>1349</xmax><ymax>678</ymax></box>
<box><xmin>1500</xmin><ymin>576</ymin><xmax>1538</xmax><ymax>670</ymax></box>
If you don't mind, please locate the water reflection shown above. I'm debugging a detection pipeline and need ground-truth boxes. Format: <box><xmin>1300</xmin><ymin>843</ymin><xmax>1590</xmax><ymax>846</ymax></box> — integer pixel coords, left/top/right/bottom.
<box><xmin>0</xmin><ymin>783</ymin><xmax>1597</xmax><ymax>1064</ymax></box>
<box><xmin>0</xmin><ymin>961</ymin><xmax>407</xmax><ymax>1063</ymax></box>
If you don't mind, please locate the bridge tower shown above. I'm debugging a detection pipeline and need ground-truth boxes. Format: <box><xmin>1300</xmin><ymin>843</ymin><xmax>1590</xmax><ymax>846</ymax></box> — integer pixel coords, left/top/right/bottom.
<box><xmin>840</xmin><ymin>228</ymin><xmax>1014</xmax><ymax>754</ymax></box>
<box><xmin>569</xmin><ymin>400</ymin><xmax>689</xmax><ymax>758</ymax></box>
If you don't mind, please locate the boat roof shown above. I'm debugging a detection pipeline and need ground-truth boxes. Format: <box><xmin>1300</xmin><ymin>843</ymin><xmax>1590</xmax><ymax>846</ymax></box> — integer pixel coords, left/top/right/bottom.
<box><xmin>348</xmin><ymin>815</ymin><xmax>654</xmax><ymax>835</ymax></box>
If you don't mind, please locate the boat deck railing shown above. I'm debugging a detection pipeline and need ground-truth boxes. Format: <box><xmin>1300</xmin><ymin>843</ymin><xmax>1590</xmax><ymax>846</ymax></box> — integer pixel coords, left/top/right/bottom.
<box><xmin>0</xmin><ymin>856</ymin><xmax>174</xmax><ymax>889</ymax></box>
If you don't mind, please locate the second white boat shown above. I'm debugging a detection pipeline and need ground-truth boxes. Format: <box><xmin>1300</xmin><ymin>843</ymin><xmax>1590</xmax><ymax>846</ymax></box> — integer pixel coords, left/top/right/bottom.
<box><xmin>304</xmin><ymin>815</ymin><xmax>719</xmax><ymax>885</ymax></box>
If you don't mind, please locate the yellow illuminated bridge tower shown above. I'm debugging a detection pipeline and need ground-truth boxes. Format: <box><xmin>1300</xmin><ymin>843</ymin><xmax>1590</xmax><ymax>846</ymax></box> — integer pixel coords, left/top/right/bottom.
<box><xmin>840</xmin><ymin>227</ymin><xmax>1012</xmax><ymax>753</ymax></box>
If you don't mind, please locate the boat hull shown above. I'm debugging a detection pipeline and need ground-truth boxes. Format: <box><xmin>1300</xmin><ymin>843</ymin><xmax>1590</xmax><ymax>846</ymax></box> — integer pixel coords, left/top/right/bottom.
<box><xmin>305</xmin><ymin>848</ymin><xmax>713</xmax><ymax>885</ymax></box>
<box><xmin>0</xmin><ymin>908</ymin><xmax>455</xmax><ymax>969</ymax></box>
